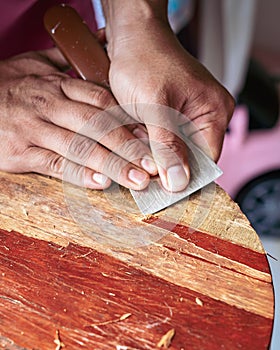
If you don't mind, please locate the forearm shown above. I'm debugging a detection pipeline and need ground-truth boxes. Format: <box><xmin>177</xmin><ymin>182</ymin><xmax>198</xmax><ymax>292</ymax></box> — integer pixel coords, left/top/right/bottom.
<box><xmin>101</xmin><ymin>0</ymin><xmax>168</xmax><ymax>26</ymax></box>
<box><xmin>101</xmin><ymin>0</ymin><xmax>171</xmax><ymax>58</ymax></box>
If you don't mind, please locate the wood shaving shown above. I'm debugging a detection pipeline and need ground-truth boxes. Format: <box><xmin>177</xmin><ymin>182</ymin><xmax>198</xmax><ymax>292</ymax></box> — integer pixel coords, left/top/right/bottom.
<box><xmin>75</xmin><ymin>251</ymin><xmax>92</xmax><ymax>259</ymax></box>
<box><xmin>22</xmin><ymin>208</ymin><xmax>29</xmax><ymax>217</ymax></box>
<box><xmin>119</xmin><ymin>313</ymin><xmax>132</xmax><ymax>321</ymax></box>
<box><xmin>195</xmin><ymin>297</ymin><xmax>203</xmax><ymax>306</ymax></box>
<box><xmin>142</xmin><ymin>214</ymin><xmax>155</xmax><ymax>221</ymax></box>
<box><xmin>101</xmin><ymin>272</ymin><xmax>110</xmax><ymax>277</ymax></box>
<box><xmin>54</xmin><ymin>329</ymin><xmax>65</xmax><ymax>350</ymax></box>
<box><xmin>157</xmin><ymin>328</ymin><xmax>175</xmax><ymax>348</ymax></box>
<box><xmin>92</xmin><ymin>313</ymin><xmax>132</xmax><ymax>327</ymax></box>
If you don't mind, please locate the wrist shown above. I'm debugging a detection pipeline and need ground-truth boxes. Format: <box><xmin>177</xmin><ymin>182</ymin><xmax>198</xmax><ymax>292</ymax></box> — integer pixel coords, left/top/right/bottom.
<box><xmin>101</xmin><ymin>0</ymin><xmax>170</xmax><ymax>58</ymax></box>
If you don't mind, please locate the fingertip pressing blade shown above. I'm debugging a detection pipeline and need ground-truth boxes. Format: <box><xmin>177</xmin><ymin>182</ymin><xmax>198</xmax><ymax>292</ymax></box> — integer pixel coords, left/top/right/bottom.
<box><xmin>130</xmin><ymin>140</ymin><xmax>223</xmax><ymax>215</ymax></box>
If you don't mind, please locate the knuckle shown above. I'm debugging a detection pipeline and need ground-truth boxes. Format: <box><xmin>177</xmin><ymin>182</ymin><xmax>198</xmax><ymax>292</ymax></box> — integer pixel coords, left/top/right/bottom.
<box><xmin>226</xmin><ymin>94</ymin><xmax>236</xmax><ymax>119</ymax></box>
<box><xmin>30</xmin><ymin>77</ymin><xmax>61</xmax><ymax>107</ymax></box>
<box><xmin>154</xmin><ymin>137</ymin><xmax>186</xmax><ymax>164</ymax></box>
<box><xmin>45</xmin><ymin>154</ymin><xmax>66</xmax><ymax>175</ymax></box>
<box><xmin>43</xmin><ymin>73</ymin><xmax>65</xmax><ymax>83</ymax></box>
<box><xmin>165</xmin><ymin>138</ymin><xmax>186</xmax><ymax>153</ymax></box>
<box><xmin>30</xmin><ymin>94</ymin><xmax>49</xmax><ymax>110</ymax></box>
<box><xmin>103</xmin><ymin>154</ymin><xmax>126</xmax><ymax>178</ymax></box>
<box><xmin>9</xmin><ymin>75</ymin><xmax>61</xmax><ymax>116</ymax></box>
<box><xmin>85</xmin><ymin>110</ymin><xmax>118</xmax><ymax>138</ymax></box>
<box><xmin>63</xmin><ymin>162</ymin><xmax>85</xmax><ymax>185</ymax></box>
<box><xmin>6</xmin><ymin>75</ymin><xmax>37</xmax><ymax>101</ymax></box>
<box><xmin>118</xmin><ymin>138</ymin><xmax>143</xmax><ymax>162</ymax></box>
<box><xmin>67</xmin><ymin>135</ymin><xmax>98</xmax><ymax>163</ymax></box>
<box><xmin>214</xmin><ymin>86</ymin><xmax>235</xmax><ymax>121</ymax></box>
<box><xmin>91</xmin><ymin>86</ymin><xmax>113</xmax><ymax>109</ymax></box>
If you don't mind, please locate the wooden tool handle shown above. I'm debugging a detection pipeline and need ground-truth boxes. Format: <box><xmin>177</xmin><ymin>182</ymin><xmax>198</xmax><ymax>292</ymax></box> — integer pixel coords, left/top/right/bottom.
<box><xmin>44</xmin><ymin>4</ymin><xmax>110</xmax><ymax>86</ymax></box>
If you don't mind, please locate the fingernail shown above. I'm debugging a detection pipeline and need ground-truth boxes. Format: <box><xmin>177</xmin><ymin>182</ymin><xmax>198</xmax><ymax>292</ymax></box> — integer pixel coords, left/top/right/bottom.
<box><xmin>141</xmin><ymin>156</ymin><xmax>158</xmax><ymax>175</ymax></box>
<box><xmin>132</xmin><ymin>127</ymin><xmax>148</xmax><ymax>140</ymax></box>
<box><xmin>93</xmin><ymin>173</ymin><xmax>109</xmax><ymax>186</ymax></box>
<box><xmin>128</xmin><ymin>168</ymin><xmax>148</xmax><ymax>186</ymax></box>
<box><xmin>166</xmin><ymin>165</ymin><xmax>189</xmax><ymax>192</ymax></box>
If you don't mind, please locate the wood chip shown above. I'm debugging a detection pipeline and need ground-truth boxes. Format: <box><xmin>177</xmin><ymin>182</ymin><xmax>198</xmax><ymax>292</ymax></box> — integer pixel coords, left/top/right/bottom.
<box><xmin>92</xmin><ymin>313</ymin><xmax>132</xmax><ymax>327</ymax></box>
<box><xmin>119</xmin><ymin>313</ymin><xmax>132</xmax><ymax>321</ymax></box>
<box><xmin>157</xmin><ymin>328</ymin><xmax>175</xmax><ymax>348</ymax></box>
<box><xmin>195</xmin><ymin>297</ymin><xmax>203</xmax><ymax>306</ymax></box>
<box><xmin>54</xmin><ymin>329</ymin><xmax>65</xmax><ymax>350</ymax></box>
<box><xmin>75</xmin><ymin>251</ymin><xmax>92</xmax><ymax>258</ymax></box>
<box><xmin>22</xmin><ymin>208</ymin><xmax>29</xmax><ymax>217</ymax></box>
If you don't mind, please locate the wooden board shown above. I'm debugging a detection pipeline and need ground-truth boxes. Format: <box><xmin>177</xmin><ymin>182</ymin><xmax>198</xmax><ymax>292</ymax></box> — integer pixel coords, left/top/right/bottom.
<box><xmin>0</xmin><ymin>171</ymin><xmax>274</xmax><ymax>349</ymax></box>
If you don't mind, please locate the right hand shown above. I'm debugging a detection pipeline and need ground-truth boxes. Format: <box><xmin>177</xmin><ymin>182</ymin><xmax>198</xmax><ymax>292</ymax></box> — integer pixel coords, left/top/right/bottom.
<box><xmin>101</xmin><ymin>0</ymin><xmax>235</xmax><ymax>192</ymax></box>
<box><xmin>0</xmin><ymin>48</ymin><xmax>157</xmax><ymax>190</ymax></box>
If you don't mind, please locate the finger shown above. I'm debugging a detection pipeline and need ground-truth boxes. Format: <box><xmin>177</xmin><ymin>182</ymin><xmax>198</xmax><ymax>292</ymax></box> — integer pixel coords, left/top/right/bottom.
<box><xmin>23</xmin><ymin>147</ymin><xmax>111</xmax><ymax>189</ymax></box>
<box><xmin>148</xmin><ymin>124</ymin><xmax>190</xmax><ymax>192</ymax></box>
<box><xmin>42</xmin><ymin>79</ymin><xmax>157</xmax><ymax>175</ymax></box>
<box><xmin>126</xmin><ymin>123</ymin><xmax>149</xmax><ymax>144</ymax></box>
<box><xmin>30</xmin><ymin>123</ymin><xmax>151</xmax><ymax>190</ymax></box>
<box><xmin>129</xmin><ymin>104</ymin><xmax>190</xmax><ymax>192</ymax></box>
<box><xmin>180</xmin><ymin>115</ymin><xmax>227</xmax><ymax>161</ymax></box>
<box><xmin>61</xmin><ymin>77</ymin><xmax>150</xmax><ymax>143</ymax></box>
<box><xmin>61</xmin><ymin>76</ymin><xmax>116</xmax><ymax>109</ymax></box>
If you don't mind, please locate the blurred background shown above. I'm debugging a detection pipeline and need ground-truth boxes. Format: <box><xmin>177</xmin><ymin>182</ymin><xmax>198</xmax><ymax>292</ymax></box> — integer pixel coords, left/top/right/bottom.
<box><xmin>217</xmin><ymin>2</ymin><xmax>280</xmax><ymax>349</ymax></box>
<box><xmin>170</xmin><ymin>0</ymin><xmax>280</xmax><ymax>348</ymax></box>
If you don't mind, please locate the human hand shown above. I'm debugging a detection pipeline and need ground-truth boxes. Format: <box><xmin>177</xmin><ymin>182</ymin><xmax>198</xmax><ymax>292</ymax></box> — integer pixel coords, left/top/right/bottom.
<box><xmin>0</xmin><ymin>48</ymin><xmax>157</xmax><ymax>190</ymax></box>
<box><xmin>101</xmin><ymin>0</ymin><xmax>235</xmax><ymax>192</ymax></box>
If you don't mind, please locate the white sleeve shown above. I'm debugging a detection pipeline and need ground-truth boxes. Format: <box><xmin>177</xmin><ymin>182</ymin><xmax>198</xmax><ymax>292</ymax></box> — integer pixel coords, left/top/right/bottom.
<box><xmin>92</xmin><ymin>0</ymin><xmax>195</xmax><ymax>33</ymax></box>
<box><xmin>198</xmin><ymin>0</ymin><xmax>257</xmax><ymax>97</ymax></box>
<box><xmin>92</xmin><ymin>0</ymin><xmax>106</xmax><ymax>29</ymax></box>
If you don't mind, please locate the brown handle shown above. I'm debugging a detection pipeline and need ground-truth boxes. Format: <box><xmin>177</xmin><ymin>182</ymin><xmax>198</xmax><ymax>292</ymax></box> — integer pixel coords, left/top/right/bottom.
<box><xmin>44</xmin><ymin>4</ymin><xmax>110</xmax><ymax>86</ymax></box>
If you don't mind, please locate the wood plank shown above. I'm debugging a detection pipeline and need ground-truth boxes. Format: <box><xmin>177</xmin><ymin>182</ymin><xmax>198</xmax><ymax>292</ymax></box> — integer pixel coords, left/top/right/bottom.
<box><xmin>0</xmin><ymin>229</ymin><xmax>273</xmax><ymax>350</ymax></box>
<box><xmin>144</xmin><ymin>216</ymin><xmax>271</xmax><ymax>273</ymax></box>
<box><xmin>0</xmin><ymin>171</ymin><xmax>274</xmax><ymax>348</ymax></box>
<box><xmin>0</xmin><ymin>172</ymin><xmax>264</xmax><ymax>252</ymax></box>
<box><xmin>0</xmin><ymin>172</ymin><xmax>274</xmax><ymax>318</ymax></box>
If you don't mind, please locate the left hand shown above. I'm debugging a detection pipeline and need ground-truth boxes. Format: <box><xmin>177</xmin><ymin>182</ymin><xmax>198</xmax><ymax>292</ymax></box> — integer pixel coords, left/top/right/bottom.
<box><xmin>0</xmin><ymin>48</ymin><xmax>156</xmax><ymax>190</ymax></box>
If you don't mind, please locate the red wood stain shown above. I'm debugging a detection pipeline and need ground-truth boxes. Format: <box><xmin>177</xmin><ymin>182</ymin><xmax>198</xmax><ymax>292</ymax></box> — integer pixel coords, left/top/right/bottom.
<box><xmin>0</xmin><ymin>229</ymin><xmax>272</xmax><ymax>350</ymax></box>
<box><xmin>143</xmin><ymin>216</ymin><xmax>270</xmax><ymax>273</ymax></box>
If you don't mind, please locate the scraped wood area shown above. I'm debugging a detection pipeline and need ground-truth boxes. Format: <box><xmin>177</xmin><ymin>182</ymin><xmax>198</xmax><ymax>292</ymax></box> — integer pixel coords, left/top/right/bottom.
<box><xmin>0</xmin><ymin>172</ymin><xmax>274</xmax><ymax>349</ymax></box>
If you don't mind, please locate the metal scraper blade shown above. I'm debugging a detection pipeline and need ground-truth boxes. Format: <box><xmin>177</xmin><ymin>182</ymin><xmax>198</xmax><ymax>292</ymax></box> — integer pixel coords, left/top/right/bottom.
<box><xmin>130</xmin><ymin>140</ymin><xmax>223</xmax><ymax>215</ymax></box>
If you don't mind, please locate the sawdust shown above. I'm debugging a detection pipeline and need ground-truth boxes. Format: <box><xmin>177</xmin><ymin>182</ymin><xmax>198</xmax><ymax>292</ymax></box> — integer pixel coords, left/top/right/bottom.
<box><xmin>91</xmin><ymin>313</ymin><xmax>132</xmax><ymax>327</ymax></box>
<box><xmin>157</xmin><ymin>328</ymin><xmax>175</xmax><ymax>348</ymax></box>
<box><xmin>54</xmin><ymin>329</ymin><xmax>65</xmax><ymax>350</ymax></box>
<box><xmin>195</xmin><ymin>297</ymin><xmax>203</xmax><ymax>306</ymax></box>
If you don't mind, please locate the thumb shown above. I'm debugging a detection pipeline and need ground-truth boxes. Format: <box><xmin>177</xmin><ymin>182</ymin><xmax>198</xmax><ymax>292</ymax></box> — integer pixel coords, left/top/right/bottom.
<box><xmin>134</xmin><ymin>104</ymin><xmax>190</xmax><ymax>192</ymax></box>
<box><xmin>148</xmin><ymin>123</ymin><xmax>190</xmax><ymax>192</ymax></box>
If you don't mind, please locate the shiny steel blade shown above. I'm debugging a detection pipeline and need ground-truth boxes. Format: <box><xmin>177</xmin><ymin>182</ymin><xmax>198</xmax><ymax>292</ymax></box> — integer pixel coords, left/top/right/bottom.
<box><xmin>130</xmin><ymin>140</ymin><xmax>223</xmax><ymax>215</ymax></box>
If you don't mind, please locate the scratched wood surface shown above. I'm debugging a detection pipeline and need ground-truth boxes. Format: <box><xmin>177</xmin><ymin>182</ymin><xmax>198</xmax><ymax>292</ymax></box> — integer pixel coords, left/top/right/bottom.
<box><xmin>0</xmin><ymin>171</ymin><xmax>274</xmax><ymax>349</ymax></box>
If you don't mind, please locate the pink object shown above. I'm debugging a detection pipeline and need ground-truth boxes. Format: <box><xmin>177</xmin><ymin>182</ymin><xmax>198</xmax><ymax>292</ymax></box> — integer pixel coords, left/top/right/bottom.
<box><xmin>216</xmin><ymin>105</ymin><xmax>280</xmax><ymax>199</ymax></box>
<box><xmin>0</xmin><ymin>0</ymin><xmax>97</xmax><ymax>60</ymax></box>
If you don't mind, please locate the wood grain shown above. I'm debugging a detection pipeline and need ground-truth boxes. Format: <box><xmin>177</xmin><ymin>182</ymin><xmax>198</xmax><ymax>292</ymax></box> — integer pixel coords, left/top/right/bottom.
<box><xmin>0</xmin><ymin>171</ymin><xmax>275</xmax><ymax>349</ymax></box>
<box><xmin>0</xmin><ymin>229</ymin><xmax>273</xmax><ymax>350</ymax></box>
<box><xmin>0</xmin><ymin>172</ymin><xmax>263</xmax><ymax>251</ymax></box>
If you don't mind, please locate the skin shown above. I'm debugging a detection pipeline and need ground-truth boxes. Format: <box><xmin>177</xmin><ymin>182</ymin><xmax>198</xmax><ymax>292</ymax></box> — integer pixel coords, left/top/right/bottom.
<box><xmin>101</xmin><ymin>0</ymin><xmax>235</xmax><ymax>191</ymax></box>
<box><xmin>0</xmin><ymin>48</ymin><xmax>157</xmax><ymax>190</ymax></box>
<box><xmin>0</xmin><ymin>1</ymin><xmax>234</xmax><ymax>192</ymax></box>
